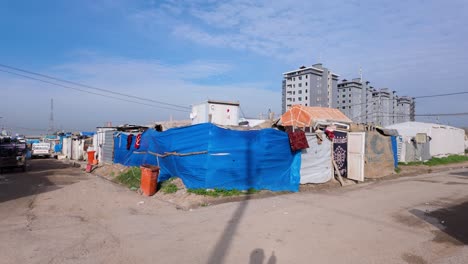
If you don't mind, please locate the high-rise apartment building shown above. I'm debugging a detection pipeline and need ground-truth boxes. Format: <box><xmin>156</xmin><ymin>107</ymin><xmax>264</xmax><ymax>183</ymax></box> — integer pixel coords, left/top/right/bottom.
<box><xmin>336</xmin><ymin>78</ymin><xmax>373</xmax><ymax>124</ymax></box>
<box><xmin>336</xmin><ymin>79</ymin><xmax>415</xmax><ymax>126</ymax></box>
<box><xmin>282</xmin><ymin>64</ymin><xmax>415</xmax><ymax>125</ymax></box>
<box><xmin>281</xmin><ymin>63</ymin><xmax>339</xmax><ymax>113</ymax></box>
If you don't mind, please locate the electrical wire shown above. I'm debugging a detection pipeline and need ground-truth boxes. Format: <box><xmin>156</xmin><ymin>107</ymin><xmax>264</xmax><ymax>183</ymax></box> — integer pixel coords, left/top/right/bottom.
<box><xmin>415</xmin><ymin>91</ymin><xmax>468</xmax><ymax>99</ymax></box>
<box><xmin>0</xmin><ymin>68</ymin><xmax>190</xmax><ymax>113</ymax></box>
<box><xmin>0</xmin><ymin>63</ymin><xmax>190</xmax><ymax>110</ymax></box>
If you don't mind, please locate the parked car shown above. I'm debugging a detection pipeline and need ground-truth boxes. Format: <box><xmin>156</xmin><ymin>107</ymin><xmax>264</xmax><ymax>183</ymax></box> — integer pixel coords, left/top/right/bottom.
<box><xmin>31</xmin><ymin>142</ymin><xmax>51</xmax><ymax>158</ymax></box>
<box><xmin>0</xmin><ymin>141</ymin><xmax>27</xmax><ymax>173</ymax></box>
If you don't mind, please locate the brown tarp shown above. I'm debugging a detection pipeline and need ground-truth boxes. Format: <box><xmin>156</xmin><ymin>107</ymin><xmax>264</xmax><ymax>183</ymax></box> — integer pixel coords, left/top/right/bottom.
<box><xmin>281</xmin><ymin>105</ymin><xmax>352</xmax><ymax>128</ymax></box>
<box><xmin>364</xmin><ymin>131</ymin><xmax>395</xmax><ymax>178</ymax></box>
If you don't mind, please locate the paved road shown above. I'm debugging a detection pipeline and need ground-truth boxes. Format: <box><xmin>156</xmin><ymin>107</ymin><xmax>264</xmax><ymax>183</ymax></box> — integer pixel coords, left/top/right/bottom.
<box><xmin>1</xmin><ymin>159</ymin><xmax>467</xmax><ymax>264</ymax></box>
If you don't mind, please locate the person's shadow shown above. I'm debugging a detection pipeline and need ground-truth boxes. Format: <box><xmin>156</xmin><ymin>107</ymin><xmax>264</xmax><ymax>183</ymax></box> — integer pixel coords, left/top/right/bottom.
<box><xmin>249</xmin><ymin>249</ymin><xmax>276</xmax><ymax>264</ymax></box>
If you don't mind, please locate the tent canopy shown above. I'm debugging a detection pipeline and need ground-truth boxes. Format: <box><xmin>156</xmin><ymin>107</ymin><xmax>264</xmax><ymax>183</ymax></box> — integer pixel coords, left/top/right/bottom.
<box><xmin>281</xmin><ymin>105</ymin><xmax>352</xmax><ymax>128</ymax></box>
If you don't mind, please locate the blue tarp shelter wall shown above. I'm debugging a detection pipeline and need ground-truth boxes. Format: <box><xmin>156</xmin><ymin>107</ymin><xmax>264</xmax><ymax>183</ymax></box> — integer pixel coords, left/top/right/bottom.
<box><xmin>113</xmin><ymin>123</ymin><xmax>301</xmax><ymax>192</ymax></box>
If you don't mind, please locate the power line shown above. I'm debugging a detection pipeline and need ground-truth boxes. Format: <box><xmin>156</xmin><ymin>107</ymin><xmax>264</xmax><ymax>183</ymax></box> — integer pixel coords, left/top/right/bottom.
<box><xmin>415</xmin><ymin>91</ymin><xmax>468</xmax><ymax>99</ymax></box>
<box><xmin>337</xmin><ymin>90</ymin><xmax>468</xmax><ymax>109</ymax></box>
<box><xmin>353</xmin><ymin>112</ymin><xmax>468</xmax><ymax>119</ymax></box>
<box><xmin>0</xmin><ymin>63</ymin><xmax>190</xmax><ymax>110</ymax></box>
<box><xmin>0</xmin><ymin>68</ymin><xmax>190</xmax><ymax>113</ymax></box>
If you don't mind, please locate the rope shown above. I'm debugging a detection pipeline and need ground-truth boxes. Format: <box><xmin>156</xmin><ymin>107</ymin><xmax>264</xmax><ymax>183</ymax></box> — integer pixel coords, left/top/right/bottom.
<box><xmin>148</xmin><ymin>150</ymin><xmax>208</xmax><ymax>158</ymax></box>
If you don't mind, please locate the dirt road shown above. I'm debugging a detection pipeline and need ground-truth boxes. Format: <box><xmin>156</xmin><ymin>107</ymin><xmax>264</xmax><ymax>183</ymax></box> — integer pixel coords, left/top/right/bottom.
<box><xmin>1</xmin><ymin>159</ymin><xmax>467</xmax><ymax>264</ymax></box>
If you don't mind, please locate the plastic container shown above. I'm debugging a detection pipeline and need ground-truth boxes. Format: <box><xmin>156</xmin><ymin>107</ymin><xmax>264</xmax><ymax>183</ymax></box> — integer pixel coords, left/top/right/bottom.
<box><xmin>87</xmin><ymin>150</ymin><xmax>96</xmax><ymax>165</ymax></box>
<box><xmin>140</xmin><ymin>165</ymin><xmax>160</xmax><ymax>196</ymax></box>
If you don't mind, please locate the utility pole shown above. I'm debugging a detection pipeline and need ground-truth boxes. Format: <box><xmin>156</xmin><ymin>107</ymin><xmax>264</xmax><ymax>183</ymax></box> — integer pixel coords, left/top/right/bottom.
<box><xmin>48</xmin><ymin>98</ymin><xmax>54</xmax><ymax>135</ymax></box>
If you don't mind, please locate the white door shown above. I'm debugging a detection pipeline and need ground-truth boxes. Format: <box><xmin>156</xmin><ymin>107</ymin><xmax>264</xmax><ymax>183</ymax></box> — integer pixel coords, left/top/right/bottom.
<box><xmin>347</xmin><ymin>132</ymin><xmax>365</xmax><ymax>181</ymax></box>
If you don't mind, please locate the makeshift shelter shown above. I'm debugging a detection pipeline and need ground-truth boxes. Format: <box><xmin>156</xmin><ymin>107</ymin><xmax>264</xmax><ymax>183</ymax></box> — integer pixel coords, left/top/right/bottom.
<box><xmin>280</xmin><ymin>105</ymin><xmax>361</xmax><ymax>182</ymax></box>
<box><xmin>113</xmin><ymin>123</ymin><xmax>301</xmax><ymax>192</ymax></box>
<box><xmin>386</xmin><ymin>122</ymin><xmax>465</xmax><ymax>159</ymax></box>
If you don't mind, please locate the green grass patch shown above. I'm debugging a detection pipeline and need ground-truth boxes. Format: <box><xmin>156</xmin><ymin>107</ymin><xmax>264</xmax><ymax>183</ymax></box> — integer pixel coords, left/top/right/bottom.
<box><xmin>398</xmin><ymin>155</ymin><xmax>468</xmax><ymax>167</ymax></box>
<box><xmin>116</xmin><ymin>167</ymin><xmax>141</xmax><ymax>189</ymax></box>
<box><xmin>187</xmin><ymin>188</ymin><xmax>259</xmax><ymax>197</ymax></box>
<box><xmin>394</xmin><ymin>167</ymin><xmax>401</xmax><ymax>174</ymax></box>
<box><xmin>160</xmin><ymin>177</ymin><xmax>179</xmax><ymax>194</ymax></box>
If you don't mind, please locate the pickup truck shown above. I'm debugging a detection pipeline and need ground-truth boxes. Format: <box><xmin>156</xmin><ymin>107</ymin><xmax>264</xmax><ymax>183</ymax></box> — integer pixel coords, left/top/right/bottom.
<box><xmin>31</xmin><ymin>142</ymin><xmax>51</xmax><ymax>158</ymax></box>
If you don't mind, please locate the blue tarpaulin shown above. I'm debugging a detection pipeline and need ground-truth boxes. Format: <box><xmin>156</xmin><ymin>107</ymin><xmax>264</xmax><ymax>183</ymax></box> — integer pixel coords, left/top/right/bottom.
<box><xmin>80</xmin><ymin>132</ymin><xmax>95</xmax><ymax>137</ymax></box>
<box><xmin>391</xmin><ymin>136</ymin><xmax>398</xmax><ymax>168</ymax></box>
<box><xmin>113</xmin><ymin>123</ymin><xmax>301</xmax><ymax>192</ymax></box>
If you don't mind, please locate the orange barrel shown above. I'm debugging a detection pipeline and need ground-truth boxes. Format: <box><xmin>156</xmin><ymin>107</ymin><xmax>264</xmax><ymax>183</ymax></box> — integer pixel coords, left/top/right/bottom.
<box><xmin>140</xmin><ymin>165</ymin><xmax>160</xmax><ymax>196</ymax></box>
<box><xmin>87</xmin><ymin>150</ymin><xmax>96</xmax><ymax>165</ymax></box>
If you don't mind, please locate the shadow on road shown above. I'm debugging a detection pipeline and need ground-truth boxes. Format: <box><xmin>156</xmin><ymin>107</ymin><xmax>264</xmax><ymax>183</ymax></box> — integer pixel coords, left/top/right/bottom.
<box><xmin>205</xmin><ymin>143</ymin><xmax>280</xmax><ymax>264</ymax></box>
<box><xmin>249</xmin><ymin>248</ymin><xmax>277</xmax><ymax>264</ymax></box>
<box><xmin>0</xmin><ymin>159</ymin><xmax>85</xmax><ymax>203</ymax></box>
<box><xmin>451</xmin><ymin>171</ymin><xmax>468</xmax><ymax>177</ymax></box>
<box><xmin>410</xmin><ymin>200</ymin><xmax>468</xmax><ymax>245</ymax></box>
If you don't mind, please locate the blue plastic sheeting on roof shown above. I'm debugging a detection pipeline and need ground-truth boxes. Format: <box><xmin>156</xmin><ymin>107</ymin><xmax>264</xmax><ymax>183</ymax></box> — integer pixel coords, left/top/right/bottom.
<box><xmin>80</xmin><ymin>132</ymin><xmax>95</xmax><ymax>137</ymax></box>
<box><xmin>391</xmin><ymin>136</ymin><xmax>398</xmax><ymax>168</ymax></box>
<box><xmin>26</xmin><ymin>139</ymin><xmax>40</xmax><ymax>144</ymax></box>
<box><xmin>113</xmin><ymin>123</ymin><xmax>301</xmax><ymax>192</ymax></box>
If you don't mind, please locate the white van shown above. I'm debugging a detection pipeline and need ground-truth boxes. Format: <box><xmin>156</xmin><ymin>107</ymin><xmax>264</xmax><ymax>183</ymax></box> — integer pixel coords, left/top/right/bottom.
<box><xmin>31</xmin><ymin>142</ymin><xmax>51</xmax><ymax>158</ymax></box>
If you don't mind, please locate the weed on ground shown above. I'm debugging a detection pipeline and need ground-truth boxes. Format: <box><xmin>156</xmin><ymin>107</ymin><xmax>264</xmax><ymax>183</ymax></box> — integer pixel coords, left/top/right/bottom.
<box><xmin>116</xmin><ymin>167</ymin><xmax>141</xmax><ymax>189</ymax></box>
<box><xmin>399</xmin><ymin>155</ymin><xmax>468</xmax><ymax>167</ymax></box>
<box><xmin>160</xmin><ymin>177</ymin><xmax>179</xmax><ymax>194</ymax></box>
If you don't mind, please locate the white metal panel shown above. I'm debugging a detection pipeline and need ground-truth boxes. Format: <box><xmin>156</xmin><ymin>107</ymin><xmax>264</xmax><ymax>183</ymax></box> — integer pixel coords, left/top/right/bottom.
<box><xmin>300</xmin><ymin>134</ymin><xmax>333</xmax><ymax>184</ymax></box>
<box><xmin>347</xmin><ymin>132</ymin><xmax>365</xmax><ymax>181</ymax></box>
<box><xmin>62</xmin><ymin>138</ymin><xmax>72</xmax><ymax>159</ymax></box>
<box><xmin>102</xmin><ymin>130</ymin><xmax>115</xmax><ymax>164</ymax></box>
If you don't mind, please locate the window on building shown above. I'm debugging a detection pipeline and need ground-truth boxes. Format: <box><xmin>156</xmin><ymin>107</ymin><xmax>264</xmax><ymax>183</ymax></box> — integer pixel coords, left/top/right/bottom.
<box><xmin>342</xmin><ymin>106</ymin><xmax>345</xmax><ymax>109</ymax></box>
<box><xmin>293</xmin><ymin>91</ymin><xmax>295</xmax><ymax>95</ymax></box>
<box><xmin>299</xmin><ymin>76</ymin><xmax>302</xmax><ymax>80</ymax></box>
<box><xmin>298</xmin><ymin>97</ymin><xmax>302</xmax><ymax>101</ymax></box>
<box><xmin>349</xmin><ymin>106</ymin><xmax>351</xmax><ymax>109</ymax></box>
<box><xmin>293</xmin><ymin>84</ymin><xmax>295</xmax><ymax>88</ymax></box>
<box><xmin>298</xmin><ymin>83</ymin><xmax>302</xmax><ymax>87</ymax></box>
<box><xmin>305</xmin><ymin>89</ymin><xmax>308</xmax><ymax>93</ymax></box>
<box><xmin>293</xmin><ymin>77</ymin><xmax>295</xmax><ymax>81</ymax></box>
<box><xmin>298</xmin><ymin>90</ymin><xmax>302</xmax><ymax>94</ymax></box>
<box><xmin>342</xmin><ymin>100</ymin><xmax>345</xmax><ymax>103</ymax></box>
<box><xmin>349</xmin><ymin>88</ymin><xmax>351</xmax><ymax>91</ymax></box>
<box><xmin>293</xmin><ymin>98</ymin><xmax>295</xmax><ymax>102</ymax></box>
<box><xmin>305</xmin><ymin>82</ymin><xmax>308</xmax><ymax>86</ymax></box>
<box><xmin>349</xmin><ymin>100</ymin><xmax>351</xmax><ymax>103</ymax></box>
<box><xmin>305</xmin><ymin>75</ymin><xmax>308</xmax><ymax>79</ymax></box>
<box><xmin>305</xmin><ymin>103</ymin><xmax>308</xmax><ymax>106</ymax></box>
<box><xmin>305</xmin><ymin>96</ymin><xmax>308</xmax><ymax>100</ymax></box>
<box><xmin>337</xmin><ymin>101</ymin><xmax>339</xmax><ymax>104</ymax></box>
<box><xmin>342</xmin><ymin>95</ymin><xmax>346</xmax><ymax>98</ymax></box>
<box><xmin>349</xmin><ymin>94</ymin><xmax>352</xmax><ymax>97</ymax></box>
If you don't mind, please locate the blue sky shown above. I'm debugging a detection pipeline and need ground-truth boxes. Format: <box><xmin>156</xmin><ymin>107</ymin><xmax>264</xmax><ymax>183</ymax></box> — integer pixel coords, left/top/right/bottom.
<box><xmin>1</xmin><ymin>0</ymin><xmax>468</xmax><ymax>134</ymax></box>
